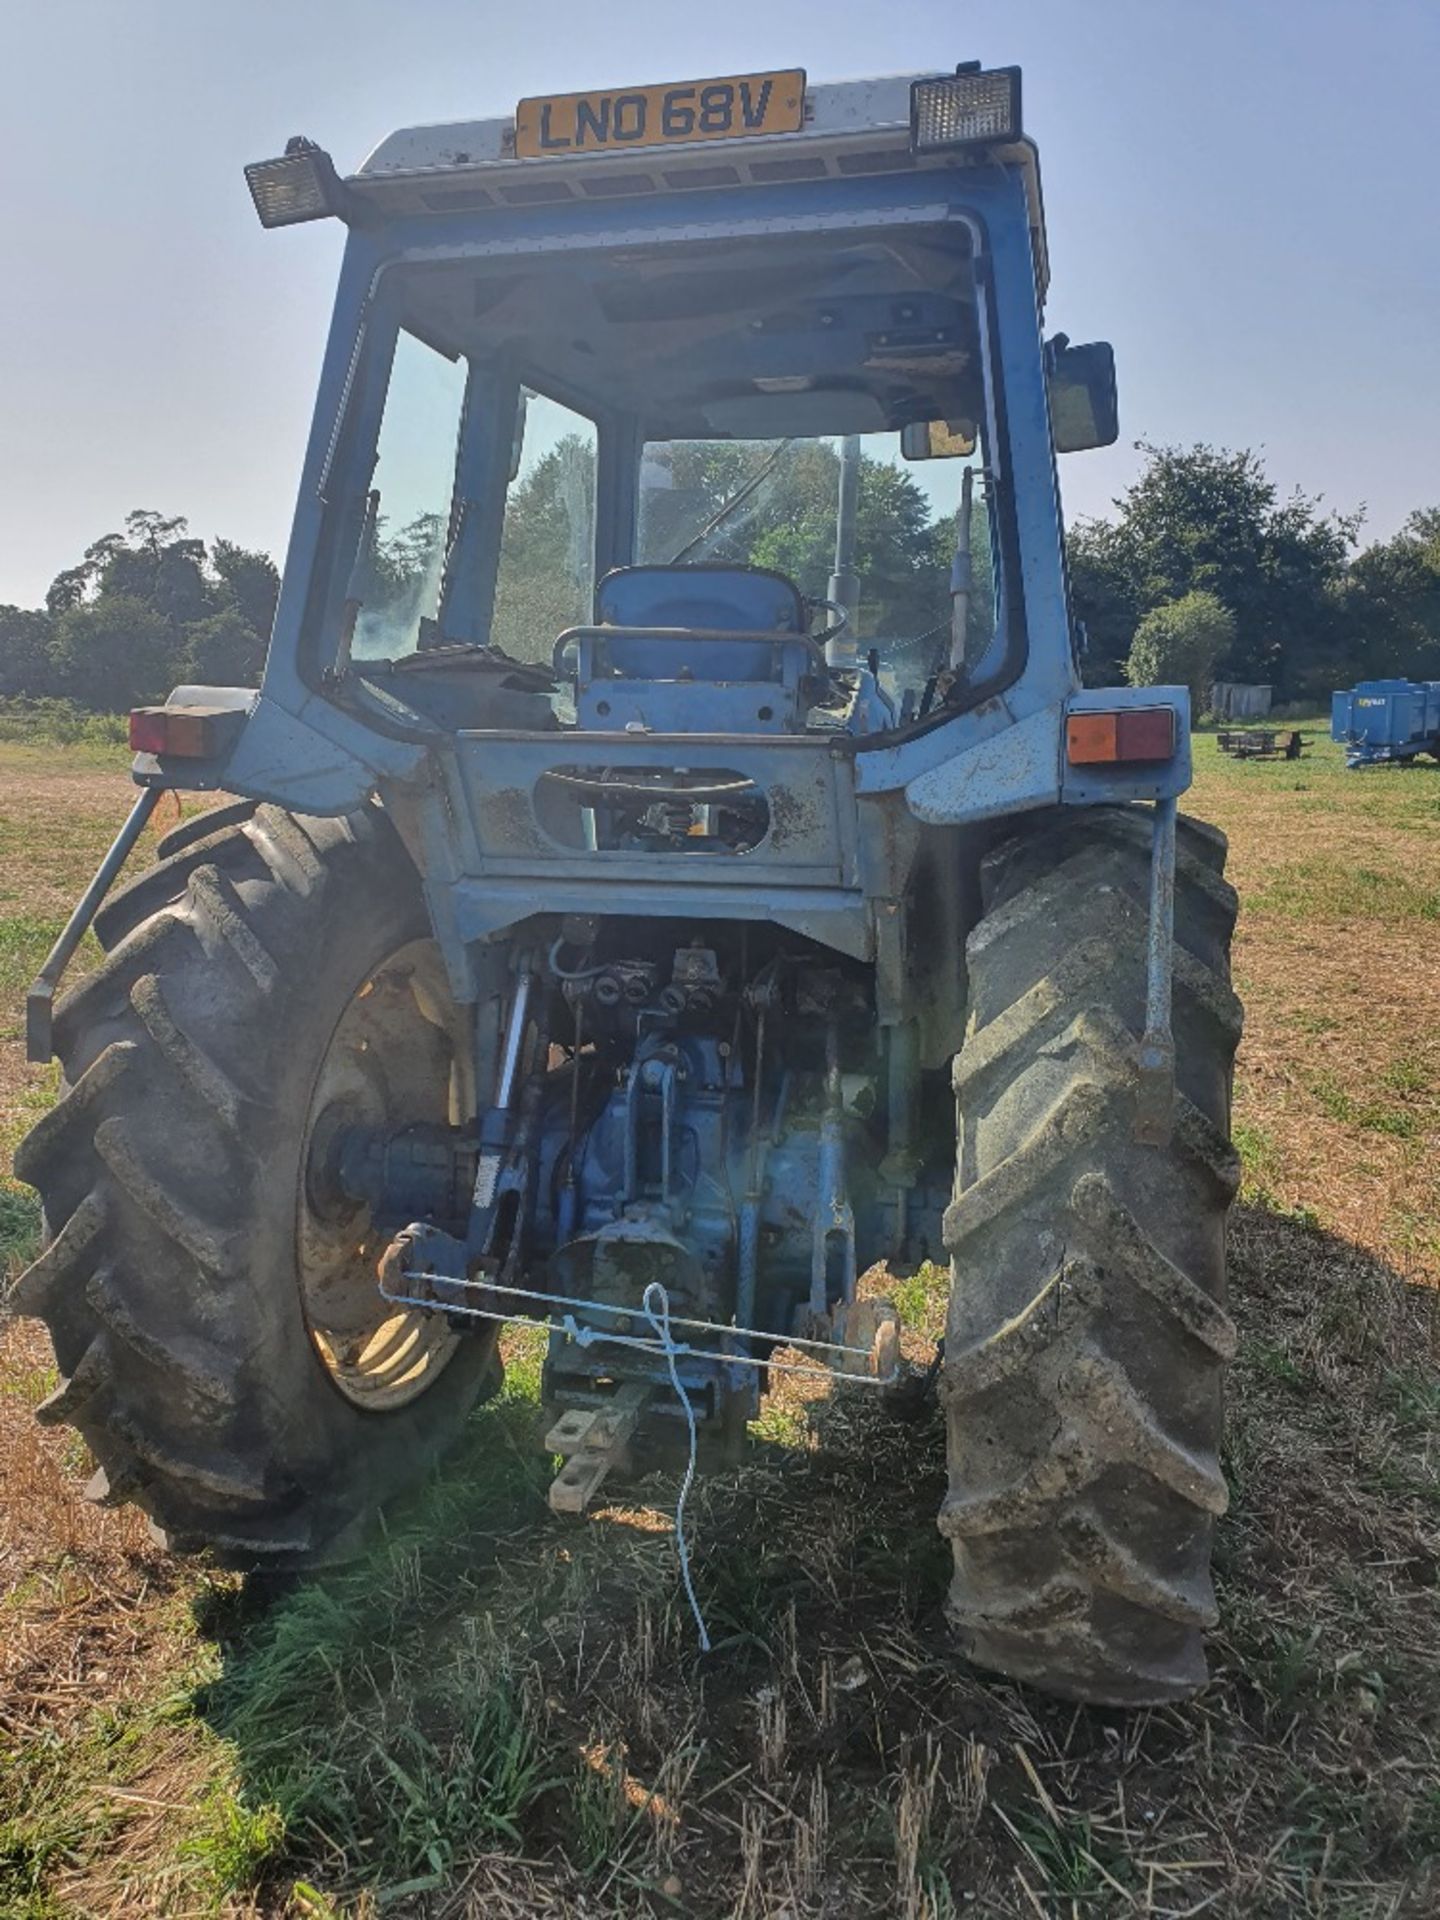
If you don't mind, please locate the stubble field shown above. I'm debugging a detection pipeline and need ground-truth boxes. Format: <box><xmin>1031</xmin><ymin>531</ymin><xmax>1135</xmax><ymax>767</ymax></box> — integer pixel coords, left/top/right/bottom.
<box><xmin>1</xmin><ymin>722</ymin><xmax>1438</xmax><ymax>1918</ymax></box>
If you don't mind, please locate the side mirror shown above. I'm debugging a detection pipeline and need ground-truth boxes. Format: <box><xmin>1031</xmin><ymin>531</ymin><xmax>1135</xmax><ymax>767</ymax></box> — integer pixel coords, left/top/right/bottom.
<box><xmin>1048</xmin><ymin>338</ymin><xmax>1118</xmax><ymax>452</ymax></box>
<box><xmin>900</xmin><ymin>418</ymin><xmax>978</xmax><ymax>461</ymax></box>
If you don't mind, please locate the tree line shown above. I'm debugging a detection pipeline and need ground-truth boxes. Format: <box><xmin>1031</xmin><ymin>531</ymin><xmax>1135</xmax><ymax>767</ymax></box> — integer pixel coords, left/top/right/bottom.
<box><xmin>1071</xmin><ymin>443</ymin><xmax>1440</xmax><ymax>703</ymax></box>
<box><xmin>0</xmin><ymin>510</ymin><xmax>277</xmax><ymax>713</ymax></box>
<box><xmin>1</xmin><ymin>444</ymin><xmax>1436</xmax><ymax>715</ymax></box>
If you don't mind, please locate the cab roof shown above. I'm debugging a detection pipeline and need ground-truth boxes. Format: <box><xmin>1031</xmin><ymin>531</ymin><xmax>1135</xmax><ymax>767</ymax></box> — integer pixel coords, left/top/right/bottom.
<box><xmin>358</xmin><ymin>74</ymin><xmax>923</xmax><ymax>178</ymax></box>
<box><xmin>347</xmin><ymin>71</ymin><xmax>1048</xmax><ymax>297</ymax></box>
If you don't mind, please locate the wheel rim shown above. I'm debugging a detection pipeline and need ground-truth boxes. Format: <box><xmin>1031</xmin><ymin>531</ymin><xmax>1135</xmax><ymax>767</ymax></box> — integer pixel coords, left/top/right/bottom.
<box><xmin>298</xmin><ymin>938</ymin><xmax>468</xmax><ymax>1411</ymax></box>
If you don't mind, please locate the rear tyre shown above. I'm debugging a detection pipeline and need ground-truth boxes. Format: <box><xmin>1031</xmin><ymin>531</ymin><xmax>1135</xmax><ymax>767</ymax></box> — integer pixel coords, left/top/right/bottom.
<box><xmin>940</xmin><ymin>807</ymin><xmax>1242</xmax><ymax>1703</ymax></box>
<box><xmin>12</xmin><ymin>803</ymin><xmax>498</xmax><ymax>1567</ymax></box>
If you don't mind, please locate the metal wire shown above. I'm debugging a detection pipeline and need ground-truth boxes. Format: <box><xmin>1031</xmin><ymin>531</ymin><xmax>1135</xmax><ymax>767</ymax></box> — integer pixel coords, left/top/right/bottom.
<box><xmin>642</xmin><ymin>1281</ymin><xmax>710</xmax><ymax>1652</ymax></box>
<box><xmin>380</xmin><ymin>1268</ymin><xmax>899</xmax><ymax>1387</ymax></box>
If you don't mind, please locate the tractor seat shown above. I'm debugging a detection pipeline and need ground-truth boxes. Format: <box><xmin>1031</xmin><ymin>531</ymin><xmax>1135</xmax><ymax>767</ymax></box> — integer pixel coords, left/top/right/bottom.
<box><xmin>557</xmin><ymin>565</ymin><xmax>822</xmax><ymax>734</ymax></box>
<box><xmin>591</xmin><ymin>565</ymin><xmax>805</xmax><ymax>683</ymax></box>
<box><xmin>598</xmin><ymin>564</ymin><xmax>805</xmax><ymax>633</ymax></box>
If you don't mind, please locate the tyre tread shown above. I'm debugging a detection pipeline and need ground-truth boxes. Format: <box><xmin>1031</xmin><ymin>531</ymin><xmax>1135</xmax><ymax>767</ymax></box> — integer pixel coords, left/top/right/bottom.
<box><xmin>943</xmin><ymin>804</ymin><xmax>1239</xmax><ymax>1704</ymax></box>
<box><xmin>14</xmin><ymin>803</ymin><xmax>492</xmax><ymax>1566</ymax></box>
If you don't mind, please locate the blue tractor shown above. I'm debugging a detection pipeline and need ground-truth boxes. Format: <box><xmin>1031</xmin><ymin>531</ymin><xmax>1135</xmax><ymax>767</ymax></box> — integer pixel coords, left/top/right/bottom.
<box><xmin>14</xmin><ymin>64</ymin><xmax>1241</xmax><ymax>1704</ymax></box>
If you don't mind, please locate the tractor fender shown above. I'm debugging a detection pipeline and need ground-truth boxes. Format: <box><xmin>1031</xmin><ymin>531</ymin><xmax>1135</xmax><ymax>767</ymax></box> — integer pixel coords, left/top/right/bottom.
<box><xmin>904</xmin><ymin>688</ymin><xmax>1194</xmax><ymax>826</ymax></box>
<box><xmin>134</xmin><ymin>687</ymin><xmax>427</xmax><ymax>816</ymax></box>
<box><xmin>904</xmin><ymin>704</ymin><xmax>1062</xmax><ymax>825</ymax></box>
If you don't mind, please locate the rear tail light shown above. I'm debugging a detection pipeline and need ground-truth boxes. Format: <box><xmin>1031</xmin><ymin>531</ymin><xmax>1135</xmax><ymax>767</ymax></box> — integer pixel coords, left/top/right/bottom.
<box><xmin>129</xmin><ymin>706</ymin><xmax>224</xmax><ymax>758</ymax></box>
<box><xmin>1066</xmin><ymin>707</ymin><xmax>1176</xmax><ymax>766</ymax></box>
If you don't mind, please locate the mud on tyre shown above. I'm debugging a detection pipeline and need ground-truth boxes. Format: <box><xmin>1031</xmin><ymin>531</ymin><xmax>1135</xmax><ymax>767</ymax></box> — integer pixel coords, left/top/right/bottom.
<box><xmin>941</xmin><ymin>806</ymin><xmax>1242</xmax><ymax>1704</ymax></box>
<box><xmin>11</xmin><ymin>803</ymin><xmax>498</xmax><ymax>1567</ymax></box>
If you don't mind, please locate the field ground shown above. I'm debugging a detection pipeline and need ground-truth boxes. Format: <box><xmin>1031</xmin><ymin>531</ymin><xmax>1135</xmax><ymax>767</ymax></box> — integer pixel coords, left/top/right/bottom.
<box><xmin>2</xmin><ymin>723</ymin><xmax>1438</xmax><ymax>1918</ymax></box>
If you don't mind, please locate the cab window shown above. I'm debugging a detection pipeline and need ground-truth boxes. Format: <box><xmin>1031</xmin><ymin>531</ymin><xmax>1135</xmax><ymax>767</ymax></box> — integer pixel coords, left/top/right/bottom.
<box><xmin>490</xmin><ymin>390</ymin><xmax>598</xmax><ymax>663</ymax></box>
<box><xmin>349</xmin><ymin>328</ymin><xmax>467</xmax><ymax>662</ymax></box>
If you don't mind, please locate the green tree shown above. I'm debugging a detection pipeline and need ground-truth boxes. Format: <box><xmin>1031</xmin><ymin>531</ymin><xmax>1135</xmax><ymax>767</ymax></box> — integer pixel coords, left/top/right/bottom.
<box><xmin>48</xmin><ymin>593</ymin><xmax>175</xmax><ymax>711</ymax></box>
<box><xmin>1069</xmin><ymin>443</ymin><xmax>1358</xmax><ymax>696</ymax></box>
<box><xmin>98</xmin><ymin>511</ymin><xmax>213</xmax><ymax>630</ymax></box>
<box><xmin>27</xmin><ymin>512</ymin><xmax>282</xmax><ymax>706</ymax></box>
<box><xmin>1339</xmin><ymin>506</ymin><xmax>1440</xmax><ymax>684</ymax></box>
<box><xmin>1125</xmin><ymin>590</ymin><xmax>1235</xmax><ymax>717</ymax></box>
<box><xmin>491</xmin><ymin>440</ymin><xmax>596</xmax><ymax>662</ymax></box>
<box><xmin>41</xmin><ymin>512</ymin><xmax>206</xmax><ymax>706</ymax></box>
<box><xmin>0</xmin><ymin>606</ymin><xmax>60</xmax><ymax>698</ymax></box>
<box><xmin>745</xmin><ymin>443</ymin><xmax>947</xmax><ymax>641</ymax></box>
<box><xmin>641</xmin><ymin>439</ymin><xmax>954</xmax><ymax>644</ymax></box>
<box><xmin>183</xmin><ymin>606</ymin><xmax>267</xmax><ymax>686</ymax></box>
<box><xmin>1066</xmin><ymin>516</ymin><xmax>1144</xmax><ymax>687</ymax></box>
<box><xmin>348</xmin><ymin>510</ymin><xmax>450</xmax><ymax>659</ymax></box>
<box><xmin>484</xmin><ymin>435</ymin><xmax>964</xmax><ymax>670</ymax></box>
<box><xmin>211</xmin><ymin>539</ymin><xmax>280</xmax><ymax>645</ymax></box>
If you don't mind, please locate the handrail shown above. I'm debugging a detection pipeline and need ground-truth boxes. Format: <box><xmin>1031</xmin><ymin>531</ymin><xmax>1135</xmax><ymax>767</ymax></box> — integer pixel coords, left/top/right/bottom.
<box><xmin>27</xmin><ymin>787</ymin><xmax>162</xmax><ymax>1062</ymax></box>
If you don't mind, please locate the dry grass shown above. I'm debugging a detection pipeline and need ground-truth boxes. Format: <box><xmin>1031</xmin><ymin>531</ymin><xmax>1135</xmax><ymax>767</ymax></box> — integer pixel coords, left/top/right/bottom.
<box><xmin>1190</xmin><ymin>726</ymin><xmax>1440</xmax><ymax>1282</ymax></box>
<box><xmin>0</xmin><ymin>753</ymin><xmax>198</xmax><ymax>1226</ymax></box>
<box><xmin>0</xmin><ymin>730</ymin><xmax>1437</xmax><ymax>1917</ymax></box>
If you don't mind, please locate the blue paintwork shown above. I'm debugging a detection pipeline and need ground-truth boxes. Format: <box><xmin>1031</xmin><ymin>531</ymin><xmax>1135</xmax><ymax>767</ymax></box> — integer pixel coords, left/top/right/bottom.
<box><xmin>224</xmin><ymin>166</ymin><xmax>1078</xmax><ymax>814</ymax></box>
<box><xmin>106</xmin><ymin>118</ymin><xmax>1201</xmax><ymax>1434</ymax></box>
<box><xmin>571</xmin><ymin>566</ymin><xmax>818</xmax><ymax>732</ymax></box>
<box><xmin>527</xmin><ymin>1028</ymin><xmax>926</xmax><ymax>1417</ymax></box>
<box><xmin>596</xmin><ymin>566</ymin><xmax>804</xmax><ymax>635</ymax></box>
<box><xmin>122</xmin><ymin>147</ymin><xmax>1192</xmax><ymax>972</ymax></box>
<box><xmin>186</xmin><ymin>159</ymin><xmax>1191</xmax><ymax>855</ymax></box>
<box><xmin>1332</xmin><ymin>680</ymin><xmax>1440</xmax><ymax>767</ymax></box>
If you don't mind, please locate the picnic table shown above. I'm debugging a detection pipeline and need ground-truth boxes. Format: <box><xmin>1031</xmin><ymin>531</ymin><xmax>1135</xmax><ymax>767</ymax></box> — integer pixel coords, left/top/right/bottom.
<box><xmin>1215</xmin><ymin>728</ymin><xmax>1306</xmax><ymax>761</ymax></box>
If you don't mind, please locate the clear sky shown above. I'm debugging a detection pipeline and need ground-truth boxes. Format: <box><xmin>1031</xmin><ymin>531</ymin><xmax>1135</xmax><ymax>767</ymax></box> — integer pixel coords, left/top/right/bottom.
<box><xmin>1</xmin><ymin>0</ymin><xmax>1436</xmax><ymax>609</ymax></box>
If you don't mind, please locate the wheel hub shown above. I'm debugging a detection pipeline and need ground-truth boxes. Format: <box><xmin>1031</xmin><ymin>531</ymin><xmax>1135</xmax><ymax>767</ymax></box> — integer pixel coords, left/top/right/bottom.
<box><xmin>297</xmin><ymin>939</ymin><xmax>468</xmax><ymax>1410</ymax></box>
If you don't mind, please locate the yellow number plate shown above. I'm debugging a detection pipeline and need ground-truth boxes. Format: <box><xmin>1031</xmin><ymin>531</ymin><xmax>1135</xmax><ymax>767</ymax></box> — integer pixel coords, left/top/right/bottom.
<box><xmin>515</xmin><ymin>70</ymin><xmax>806</xmax><ymax>160</ymax></box>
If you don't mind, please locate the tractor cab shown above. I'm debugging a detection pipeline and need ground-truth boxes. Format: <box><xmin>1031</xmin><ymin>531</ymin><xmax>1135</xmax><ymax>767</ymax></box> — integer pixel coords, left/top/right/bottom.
<box><xmin>218</xmin><ymin>65</ymin><xmax>1123</xmax><ymax>799</ymax></box>
<box><xmin>323</xmin><ymin>214</ymin><xmax>1001</xmax><ymax>745</ymax></box>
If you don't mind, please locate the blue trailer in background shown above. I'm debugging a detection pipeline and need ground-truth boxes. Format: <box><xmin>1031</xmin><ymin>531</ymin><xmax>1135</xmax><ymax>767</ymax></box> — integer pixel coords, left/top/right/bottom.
<box><xmin>1332</xmin><ymin>680</ymin><xmax>1440</xmax><ymax>767</ymax></box>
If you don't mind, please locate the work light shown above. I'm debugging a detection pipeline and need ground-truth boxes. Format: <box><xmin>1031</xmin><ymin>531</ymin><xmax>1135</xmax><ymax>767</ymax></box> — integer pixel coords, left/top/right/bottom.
<box><xmin>910</xmin><ymin>67</ymin><xmax>1022</xmax><ymax>152</ymax></box>
<box><xmin>245</xmin><ymin>138</ymin><xmax>347</xmax><ymax>228</ymax></box>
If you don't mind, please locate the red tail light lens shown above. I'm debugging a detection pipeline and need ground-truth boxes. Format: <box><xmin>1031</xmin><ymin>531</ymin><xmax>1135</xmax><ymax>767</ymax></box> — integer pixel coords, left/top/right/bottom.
<box><xmin>128</xmin><ymin>707</ymin><xmax>221</xmax><ymax>757</ymax></box>
<box><xmin>128</xmin><ymin>708</ymin><xmax>168</xmax><ymax>754</ymax></box>
<box><xmin>1067</xmin><ymin>707</ymin><xmax>1176</xmax><ymax>766</ymax></box>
